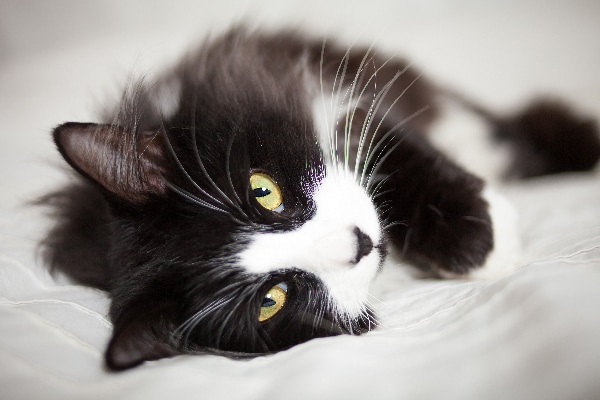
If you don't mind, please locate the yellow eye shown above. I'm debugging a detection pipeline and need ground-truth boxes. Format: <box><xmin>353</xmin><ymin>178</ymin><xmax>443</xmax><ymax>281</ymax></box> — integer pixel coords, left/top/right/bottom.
<box><xmin>258</xmin><ymin>283</ymin><xmax>287</xmax><ymax>322</ymax></box>
<box><xmin>250</xmin><ymin>172</ymin><xmax>283</xmax><ymax>212</ymax></box>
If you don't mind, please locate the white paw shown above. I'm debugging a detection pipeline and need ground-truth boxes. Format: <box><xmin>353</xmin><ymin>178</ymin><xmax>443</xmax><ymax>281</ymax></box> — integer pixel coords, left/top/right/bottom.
<box><xmin>467</xmin><ymin>186</ymin><xmax>521</xmax><ymax>280</ymax></box>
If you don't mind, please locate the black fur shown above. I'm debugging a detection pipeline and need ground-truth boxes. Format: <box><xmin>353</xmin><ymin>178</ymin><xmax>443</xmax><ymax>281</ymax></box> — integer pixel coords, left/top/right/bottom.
<box><xmin>496</xmin><ymin>100</ymin><xmax>600</xmax><ymax>178</ymax></box>
<box><xmin>41</xmin><ymin>28</ymin><xmax>600</xmax><ymax>370</ymax></box>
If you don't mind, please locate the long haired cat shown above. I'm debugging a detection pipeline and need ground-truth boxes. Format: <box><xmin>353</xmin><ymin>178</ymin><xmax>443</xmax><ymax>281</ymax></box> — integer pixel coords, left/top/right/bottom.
<box><xmin>41</xmin><ymin>27</ymin><xmax>600</xmax><ymax>370</ymax></box>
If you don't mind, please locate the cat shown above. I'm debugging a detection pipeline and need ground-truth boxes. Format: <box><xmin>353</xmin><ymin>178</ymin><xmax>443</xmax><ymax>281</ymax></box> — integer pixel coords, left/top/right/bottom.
<box><xmin>41</xmin><ymin>27</ymin><xmax>600</xmax><ymax>370</ymax></box>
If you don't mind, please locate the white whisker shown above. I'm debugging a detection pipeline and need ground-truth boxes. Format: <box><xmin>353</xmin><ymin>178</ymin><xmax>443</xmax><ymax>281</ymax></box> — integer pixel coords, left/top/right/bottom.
<box><xmin>351</xmin><ymin>55</ymin><xmax>397</xmax><ymax>178</ymax></box>
<box><xmin>360</xmin><ymin>67</ymin><xmax>420</xmax><ymax>187</ymax></box>
<box><xmin>176</xmin><ymin>296</ymin><xmax>236</xmax><ymax>346</ymax></box>
<box><xmin>189</xmin><ymin>91</ymin><xmax>249</xmax><ymax>220</ymax></box>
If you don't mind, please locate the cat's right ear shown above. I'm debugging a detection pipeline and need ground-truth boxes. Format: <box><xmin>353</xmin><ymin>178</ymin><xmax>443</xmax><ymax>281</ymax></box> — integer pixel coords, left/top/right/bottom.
<box><xmin>53</xmin><ymin>122</ymin><xmax>167</xmax><ymax>203</ymax></box>
<box><xmin>105</xmin><ymin>300</ymin><xmax>181</xmax><ymax>370</ymax></box>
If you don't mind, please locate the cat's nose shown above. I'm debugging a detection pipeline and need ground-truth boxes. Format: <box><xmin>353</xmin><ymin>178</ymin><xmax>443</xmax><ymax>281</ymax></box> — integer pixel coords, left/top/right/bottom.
<box><xmin>352</xmin><ymin>227</ymin><xmax>373</xmax><ymax>264</ymax></box>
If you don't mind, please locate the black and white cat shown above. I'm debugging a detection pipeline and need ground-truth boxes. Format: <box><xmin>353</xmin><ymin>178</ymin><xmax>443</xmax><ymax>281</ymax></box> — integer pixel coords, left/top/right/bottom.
<box><xmin>42</xmin><ymin>27</ymin><xmax>600</xmax><ymax>370</ymax></box>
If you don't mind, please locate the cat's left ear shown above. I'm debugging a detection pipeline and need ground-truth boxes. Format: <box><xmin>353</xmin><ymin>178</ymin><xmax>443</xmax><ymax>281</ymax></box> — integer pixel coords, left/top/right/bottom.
<box><xmin>105</xmin><ymin>300</ymin><xmax>181</xmax><ymax>370</ymax></box>
<box><xmin>53</xmin><ymin>122</ymin><xmax>167</xmax><ymax>203</ymax></box>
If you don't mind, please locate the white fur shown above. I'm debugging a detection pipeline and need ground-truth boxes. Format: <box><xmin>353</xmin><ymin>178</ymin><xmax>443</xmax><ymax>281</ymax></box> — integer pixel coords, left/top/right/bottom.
<box><xmin>428</xmin><ymin>98</ymin><xmax>511</xmax><ymax>183</ymax></box>
<box><xmin>239</xmin><ymin>168</ymin><xmax>382</xmax><ymax>317</ymax></box>
<box><xmin>467</xmin><ymin>186</ymin><xmax>520</xmax><ymax>280</ymax></box>
<box><xmin>312</xmin><ymin>83</ymin><xmax>365</xmax><ymax>167</ymax></box>
<box><xmin>151</xmin><ymin>77</ymin><xmax>182</xmax><ymax>120</ymax></box>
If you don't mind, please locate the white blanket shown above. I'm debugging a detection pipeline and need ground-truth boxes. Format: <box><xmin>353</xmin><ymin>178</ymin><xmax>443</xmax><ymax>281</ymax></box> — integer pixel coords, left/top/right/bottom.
<box><xmin>1</xmin><ymin>1</ymin><xmax>599</xmax><ymax>399</ymax></box>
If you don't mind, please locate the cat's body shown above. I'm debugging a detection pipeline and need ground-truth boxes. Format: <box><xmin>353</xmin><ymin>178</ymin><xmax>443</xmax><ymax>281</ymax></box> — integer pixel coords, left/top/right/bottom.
<box><xmin>42</xmin><ymin>28</ymin><xmax>600</xmax><ymax>370</ymax></box>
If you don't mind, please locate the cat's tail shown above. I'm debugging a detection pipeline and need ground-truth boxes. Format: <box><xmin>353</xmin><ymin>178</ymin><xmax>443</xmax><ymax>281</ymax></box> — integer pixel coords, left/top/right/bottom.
<box><xmin>451</xmin><ymin>93</ymin><xmax>600</xmax><ymax>179</ymax></box>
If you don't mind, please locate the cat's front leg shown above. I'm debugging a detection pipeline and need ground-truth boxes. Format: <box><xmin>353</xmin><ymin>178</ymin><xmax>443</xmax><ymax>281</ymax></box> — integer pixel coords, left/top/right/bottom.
<box><xmin>373</xmin><ymin>132</ymin><xmax>517</xmax><ymax>277</ymax></box>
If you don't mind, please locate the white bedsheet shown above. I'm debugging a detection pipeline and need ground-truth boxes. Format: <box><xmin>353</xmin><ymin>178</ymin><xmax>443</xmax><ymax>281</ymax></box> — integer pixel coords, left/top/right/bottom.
<box><xmin>1</xmin><ymin>1</ymin><xmax>599</xmax><ymax>399</ymax></box>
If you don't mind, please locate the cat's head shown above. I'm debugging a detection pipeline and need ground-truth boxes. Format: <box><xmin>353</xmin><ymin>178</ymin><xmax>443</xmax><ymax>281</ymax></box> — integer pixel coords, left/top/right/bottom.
<box><xmin>52</xmin><ymin>33</ymin><xmax>386</xmax><ymax>370</ymax></box>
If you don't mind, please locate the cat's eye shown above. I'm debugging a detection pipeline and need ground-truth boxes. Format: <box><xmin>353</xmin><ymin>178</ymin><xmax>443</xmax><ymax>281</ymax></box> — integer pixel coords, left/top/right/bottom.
<box><xmin>258</xmin><ymin>283</ymin><xmax>287</xmax><ymax>322</ymax></box>
<box><xmin>250</xmin><ymin>172</ymin><xmax>283</xmax><ymax>212</ymax></box>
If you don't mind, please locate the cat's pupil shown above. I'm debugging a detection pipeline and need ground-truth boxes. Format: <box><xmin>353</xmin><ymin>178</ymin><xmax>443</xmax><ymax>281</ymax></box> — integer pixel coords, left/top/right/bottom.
<box><xmin>262</xmin><ymin>297</ymin><xmax>277</xmax><ymax>307</ymax></box>
<box><xmin>253</xmin><ymin>187</ymin><xmax>271</xmax><ymax>198</ymax></box>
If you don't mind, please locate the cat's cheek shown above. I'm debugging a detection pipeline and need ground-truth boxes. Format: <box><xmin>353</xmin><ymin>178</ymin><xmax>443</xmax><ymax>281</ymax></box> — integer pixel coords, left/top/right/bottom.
<box><xmin>238</xmin><ymin>227</ymin><xmax>381</xmax><ymax>318</ymax></box>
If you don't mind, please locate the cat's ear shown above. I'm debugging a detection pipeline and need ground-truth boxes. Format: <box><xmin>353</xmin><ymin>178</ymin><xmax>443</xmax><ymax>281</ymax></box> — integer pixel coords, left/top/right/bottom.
<box><xmin>105</xmin><ymin>301</ymin><xmax>181</xmax><ymax>370</ymax></box>
<box><xmin>53</xmin><ymin>122</ymin><xmax>167</xmax><ymax>203</ymax></box>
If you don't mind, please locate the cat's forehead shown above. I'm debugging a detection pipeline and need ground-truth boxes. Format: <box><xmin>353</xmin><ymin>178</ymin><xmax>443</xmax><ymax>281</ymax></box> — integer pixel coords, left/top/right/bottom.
<box><xmin>154</xmin><ymin>57</ymin><xmax>325</xmax><ymax>182</ymax></box>
<box><xmin>154</xmin><ymin>31</ymin><xmax>317</xmax><ymax>130</ymax></box>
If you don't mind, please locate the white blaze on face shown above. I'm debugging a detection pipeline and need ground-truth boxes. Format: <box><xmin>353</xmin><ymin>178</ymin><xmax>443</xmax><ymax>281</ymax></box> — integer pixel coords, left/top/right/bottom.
<box><xmin>239</xmin><ymin>167</ymin><xmax>382</xmax><ymax>318</ymax></box>
<box><xmin>239</xmin><ymin>90</ymin><xmax>383</xmax><ymax>317</ymax></box>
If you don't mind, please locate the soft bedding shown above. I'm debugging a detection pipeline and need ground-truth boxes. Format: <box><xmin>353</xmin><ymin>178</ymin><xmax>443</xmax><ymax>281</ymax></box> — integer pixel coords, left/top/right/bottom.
<box><xmin>1</xmin><ymin>1</ymin><xmax>599</xmax><ymax>399</ymax></box>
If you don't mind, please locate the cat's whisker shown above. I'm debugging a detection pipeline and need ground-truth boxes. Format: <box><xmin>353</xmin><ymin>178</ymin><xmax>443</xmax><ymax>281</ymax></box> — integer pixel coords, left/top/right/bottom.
<box><xmin>319</xmin><ymin>40</ymin><xmax>336</xmax><ymax>166</ymax></box>
<box><xmin>365</xmin><ymin>127</ymin><xmax>420</xmax><ymax>193</ymax></box>
<box><xmin>365</xmin><ymin>137</ymin><xmax>405</xmax><ymax>192</ymax></box>
<box><xmin>162</xmin><ymin>179</ymin><xmax>231</xmax><ymax>215</ymax></box>
<box><xmin>378</xmin><ymin>205</ymin><xmax>402</xmax><ymax>226</ymax></box>
<box><xmin>351</xmin><ymin>55</ymin><xmax>397</xmax><ymax>179</ymax></box>
<box><xmin>318</xmin><ymin>294</ymin><xmax>345</xmax><ymax>334</ymax></box>
<box><xmin>382</xmin><ymin>220</ymin><xmax>409</xmax><ymax>230</ymax></box>
<box><xmin>176</xmin><ymin>295</ymin><xmax>236</xmax><ymax>347</ymax></box>
<box><xmin>299</xmin><ymin>310</ymin><xmax>347</xmax><ymax>335</ymax></box>
<box><xmin>365</xmin><ymin>294</ymin><xmax>384</xmax><ymax>314</ymax></box>
<box><xmin>352</xmin><ymin>65</ymin><xmax>425</xmax><ymax>191</ymax></box>
<box><xmin>461</xmin><ymin>215</ymin><xmax>492</xmax><ymax>226</ymax></box>
<box><xmin>333</xmin><ymin>86</ymin><xmax>356</xmax><ymax>170</ymax></box>
<box><xmin>189</xmin><ymin>91</ymin><xmax>250</xmax><ymax>222</ymax></box>
<box><xmin>363</xmin><ymin>96</ymin><xmax>431</xmax><ymax>192</ymax></box>
<box><xmin>376</xmin><ymin>202</ymin><xmax>396</xmax><ymax>226</ymax></box>
<box><xmin>328</xmin><ymin>42</ymin><xmax>376</xmax><ymax>171</ymax></box>
<box><xmin>224</xmin><ymin>131</ymin><xmax>254</xmax><ymax>222</ymax></box>
<box><xmin>157</xmin><ymin>119</ymin><xmax>231</xmax><ymax>210</ymax></box>
<box><xmin>254</xmin><ymin>329</ymin><xmax>276</xmax><ymax>354</ymax></box>
<box><xmin>343</xmin><ymin>45</ymin><xmax>377</xmax><ymax>171</ymax></box>
<box><xmin>369</xmin><ymin>171</ymin><xmax>396</xmax><ymax>199</ymax></box>
<box><xmin>356</xmin><ymin>74</ymin><xmax>404</xmax><ymax>187</ymax></box>
<box><xmin>364</xmin><ymin>105</ymin><xmax>431</xmax><ymax>191</ymax></box>
<box><xmin>155</xmin><ymin>100</ymin><xmax>250</xmax><ymax>224</ymax></box>
<box><xmin>330</xmin><ymin>45</ymin><xmax>353</xmax><ymax>167</ymax></box>
<box><xmin>362</xmin><ymin>310</ymin><xmax>379</xmax><ymax>332</ymax></box>
<box><xmin>359</xmin><ymin>67</ymin><xmax>418</xmax><ymax>187</ymax></box>
<box><xmin>362</xmin><ymin>129</ymin><xmax>399</xmax><ymax>183</ymax></box>
<box><xmin>349</xmin><ymin>62</ymin><xmax>384</xmax><ymax>175</ymax></box>
<box><xmin>365</xmin><ymin>295</ymin><xmax>390</xmax><ymax>332</ymax></box>
<box><xmin>213</xmin><ymin>291</ymin><xmax>253</xmax><ymax>348</ymax></box>
<box><xmin>323</xmin><ymin>290</ymin><xmax>375</xmax><ymax>336</ymax></box>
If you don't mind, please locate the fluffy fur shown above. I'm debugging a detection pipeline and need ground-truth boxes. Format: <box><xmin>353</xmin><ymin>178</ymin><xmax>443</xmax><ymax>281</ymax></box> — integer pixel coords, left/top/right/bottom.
<box><xmin>40</xmin><ymin>28</ymin><xmax>600</xmax><ymax>370</ymax></box>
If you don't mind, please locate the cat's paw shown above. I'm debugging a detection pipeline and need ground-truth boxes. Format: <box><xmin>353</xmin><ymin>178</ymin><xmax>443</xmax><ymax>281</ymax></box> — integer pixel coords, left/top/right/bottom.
<box><xmin>438</xmin><ymin>186</ymin><xmax>520</xmax><ymax>280</ymax></box>
<box><xmin>466</xmin><ymin>187</ymin><xmax>520</xmax><ymax>280</ymax></box>
<box><xmin>389</xmin><ymin>180</ymin><xmax>496</xmax><ymax>276</ymax></box>
<box><xmin>424</xmin><ymin>193</ymin><xmax>494</xmax><ymax>276</ymax></box>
